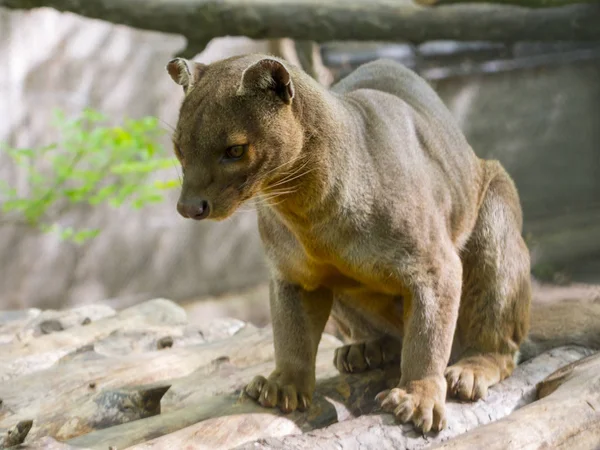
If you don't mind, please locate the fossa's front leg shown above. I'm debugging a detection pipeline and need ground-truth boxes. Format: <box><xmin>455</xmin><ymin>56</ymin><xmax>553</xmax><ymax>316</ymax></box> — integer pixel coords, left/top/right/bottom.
<box><xmin>245</xmin><ymin>280</ymin><xmax>332</xmax><ymax>412</ymax></box>
<box><xmin>377</xmin><ymin>248</ymin><xmax>462</xmax><ymax>433</ymax></box>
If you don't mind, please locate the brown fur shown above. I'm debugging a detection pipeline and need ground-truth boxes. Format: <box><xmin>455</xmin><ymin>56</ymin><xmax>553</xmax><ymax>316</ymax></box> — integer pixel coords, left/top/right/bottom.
<box><xmin>167</xmin><ymin>54</ymin><xmax>600</xmax><ymax>433</ymax></box>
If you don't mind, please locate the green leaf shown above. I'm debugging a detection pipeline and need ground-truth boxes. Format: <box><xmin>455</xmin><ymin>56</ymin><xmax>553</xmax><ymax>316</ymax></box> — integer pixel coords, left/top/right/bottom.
<box><xmin>72</xmin><ymin>228</ymin><xmax>101</xmax><ymax>244</ymax></box>
<box><xmin>154</xmin><ymin>179</ymin><xmax>180</xmax><ymax>190</ymax></box>
<box><xmin>88</xmin><ymin>185</ymin><xmax>118</xmax><ymax>205</ymax></box>
<box><xmin>59</xmin><ymin>226</ymin><xmax>75</xmax><ymax>240</ymax></box>
<box><xmin>2</xmin><ymin>198</ymin><xmax>30</xmax><ymax>213</ymax></box>
<box><xmin>0</xmin><ymin>108</ymin><xmax>172</xmax><ymax>241</ymax></box>
<box><xmin>0</xmin><ymin>180</ymin><xmax>17</xmax><ymax>197</ymax></box>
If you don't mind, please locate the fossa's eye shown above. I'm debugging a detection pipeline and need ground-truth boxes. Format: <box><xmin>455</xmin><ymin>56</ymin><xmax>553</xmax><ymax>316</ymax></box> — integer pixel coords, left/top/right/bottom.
<box><xmin>224</xmin><ymin>144</ymin><xmax>248</xmax><ymax>161</ymax></box>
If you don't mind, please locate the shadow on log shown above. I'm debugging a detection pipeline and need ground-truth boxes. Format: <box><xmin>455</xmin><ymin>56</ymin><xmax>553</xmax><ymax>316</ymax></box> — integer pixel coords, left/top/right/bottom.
<box><xmin>0</xmin><ymin>420</ymin><xmax>32</xmax><ymax>449</ymax></box>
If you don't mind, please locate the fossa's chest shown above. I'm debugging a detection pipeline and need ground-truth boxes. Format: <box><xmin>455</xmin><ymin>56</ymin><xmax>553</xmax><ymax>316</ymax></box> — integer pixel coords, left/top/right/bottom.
<box><xmin>259</xmin><ymin>212</ymin><xmax>406</xmax><ymax>297</ymax></box>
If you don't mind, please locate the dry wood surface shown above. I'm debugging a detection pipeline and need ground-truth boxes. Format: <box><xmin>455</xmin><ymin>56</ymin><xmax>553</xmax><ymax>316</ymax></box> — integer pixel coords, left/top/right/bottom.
<box><xmin>0</xmin><ymin>290</ymin><xmax>598</xmax><ymax>450</ymax></box>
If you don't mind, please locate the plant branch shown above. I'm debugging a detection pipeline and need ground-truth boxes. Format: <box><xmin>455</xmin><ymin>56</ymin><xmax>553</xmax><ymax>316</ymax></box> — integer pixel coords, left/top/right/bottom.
<box><xmin>417</xmin><ymin>0</ymin><xmax>600</xmax><ymax>8</ymax></box>
<box><xmin>1</xmin><ymin>0</ymin><xmax>599</xmax><ymax>58</ymax></box>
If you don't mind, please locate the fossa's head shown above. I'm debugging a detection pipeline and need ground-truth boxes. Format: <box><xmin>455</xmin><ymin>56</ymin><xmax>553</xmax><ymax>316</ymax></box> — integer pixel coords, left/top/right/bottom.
<box><xmin>167</xmin><ymin>54</ymin><xmax>305</xmax><ymax>221</ymax></box>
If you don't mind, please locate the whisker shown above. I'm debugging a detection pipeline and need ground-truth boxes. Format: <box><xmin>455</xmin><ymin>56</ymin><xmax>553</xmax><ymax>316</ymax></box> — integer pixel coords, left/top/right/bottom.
<box><xmin>261</xmin><ymin>152</ymin><xmax>310</xmax><ymax>180</ymax></box>
<box><xmin>247</xmin><ymin>152</ymin><xmax>314</xmax><ymax>191</ymax></box>
<box><xmin>159</xmin><ymin>118</ymin><xmax>176</xmax><ymax>132</ymax></box>
<box><xmin>268</xmin><ymin>166</ymin><xmax>317</xmax><ymax>189</ymax></box>
<box><xmin>171</xmin><ymin>160</ymin><xmax>183</xmax><ymax>184</ymax></box>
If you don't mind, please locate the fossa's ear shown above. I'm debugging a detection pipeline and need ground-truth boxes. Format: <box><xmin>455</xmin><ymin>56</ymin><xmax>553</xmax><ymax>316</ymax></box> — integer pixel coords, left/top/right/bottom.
<box><xmin>166</xmin><ymin>58</ymin><xmax>206</xmax><ymax>94</ymax></box>
<box><xmin>237</xmin><ymin>58</ymin><xmax>294</xmax><ymax>105</ymax></box>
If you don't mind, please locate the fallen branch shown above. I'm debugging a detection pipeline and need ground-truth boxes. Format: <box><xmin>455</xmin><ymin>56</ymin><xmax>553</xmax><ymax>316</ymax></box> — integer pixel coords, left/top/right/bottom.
<box><xmin>416</xmin><ymin>0</ymin><xmax>599</xmax><ymax>8</ymax></box>
<box><xmin>0</xmin><ymin>0</ymin><xmax>599</xmax><ymax>58</ymax></box>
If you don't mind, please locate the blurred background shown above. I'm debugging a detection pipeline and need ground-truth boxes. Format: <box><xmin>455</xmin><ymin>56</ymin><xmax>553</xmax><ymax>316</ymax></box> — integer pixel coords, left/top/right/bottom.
<box><xmin>1</xmin><ymin>1</ymin><xmax>599</xmax><ymax>326</ymax></box>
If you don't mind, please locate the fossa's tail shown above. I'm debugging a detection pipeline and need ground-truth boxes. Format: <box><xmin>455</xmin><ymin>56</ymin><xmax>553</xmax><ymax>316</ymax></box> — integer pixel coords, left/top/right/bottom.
<box><xmin>519</xmin><ymin>299</ymin><xmax>600</xmax><ymax>362</ymax></box>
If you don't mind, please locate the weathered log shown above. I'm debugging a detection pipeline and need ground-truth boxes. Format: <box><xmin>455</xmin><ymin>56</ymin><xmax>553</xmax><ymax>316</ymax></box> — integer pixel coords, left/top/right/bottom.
<box><xmin>0</xmin><ymin>310</ymin><xmax>41</xmax><ymax>346</ymax></box>
<box><xmin>0</xmin><ymin>325</ymin><xmax>318</xmax><ymax>442</ymax></box>
<box><xmin>0</xmin><ymin>420</ymin><xmax>32</xmax><ymax>449</ymax></box>
<box><xmin>0</xmin><ymin>305</ymin><xmax>114</xmax><ymax>346</ymax></box>
<box><xmin>0</xmin><ymin>299</ymin><xmax>186</xmax><ymax>381</ymax></box>
<box><xmin>58</xmin><ymin>318</ymin><xmax>246</xmax><ymax>364</ymax></box>
<box><xmin>0</xmin><ymin>384</ymin><xmax>169</xmax><ymax>445</ymax></box>
<box><xmin>66</xmin><ymin>352</ymin><xmax>387</xmax><ymax>450</ymax></box>
<box><xmin>233</xmin><ymin>346</ymin><xmax>594</xmax><ymax>450</ymax></box>
<box><xmin>416</xmin><ymin>0</ymin><xmax>597</xmax><ymax>8</ymax></box>
<box><xmin>1</xmin><ymin>0</ymin><xmax>599</xmax><ymax>59</ymax></box>
<box><xmin>535</xmin><ymin>351</ymin><xmax>598</xmax><ymax>399</ymax></box>
<box><xmin>429</xmin><ymin>350</ymin><xmax>600</xmax><ymax>449</ymax></box>
<box><xmin>18</xmin><ymin>436</ymin><xmax>88</xmax><ymax>449</ymax></box>
<box><xmin>161</xmin><ymin>341</ymin><xmax>341</xmax><ymax>412</ymax></box>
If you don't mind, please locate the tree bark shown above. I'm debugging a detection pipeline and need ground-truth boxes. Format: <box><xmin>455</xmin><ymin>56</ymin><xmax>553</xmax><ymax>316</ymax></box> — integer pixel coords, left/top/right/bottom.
<box><xmin>417</xmin><ymin>0</ymin><xmax>599</xmax><ymax>8</ymax></box>
<box><xmin>1</xmin><ymin>0</ymin><xmax>599</xmax><ymax>58</ymax></box>
<box><xmin>0</xmin><ymin>420</ymin><xmax>33</xmax><ymax>449</ymax></box>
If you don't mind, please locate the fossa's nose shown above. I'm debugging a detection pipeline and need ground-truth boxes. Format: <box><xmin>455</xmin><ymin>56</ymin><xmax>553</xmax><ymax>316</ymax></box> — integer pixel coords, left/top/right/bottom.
<box><xmin>177</xmin><ymin>199</ymin><xmax>210</xmax><ymax>220</ymax></box>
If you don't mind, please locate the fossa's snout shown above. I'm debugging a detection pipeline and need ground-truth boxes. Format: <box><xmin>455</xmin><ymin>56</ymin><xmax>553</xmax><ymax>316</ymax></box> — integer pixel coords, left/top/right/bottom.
<box><xmin>177</xmin><ymin>198</ymin><xmax>210</xmax><ymax>220</ymax></box>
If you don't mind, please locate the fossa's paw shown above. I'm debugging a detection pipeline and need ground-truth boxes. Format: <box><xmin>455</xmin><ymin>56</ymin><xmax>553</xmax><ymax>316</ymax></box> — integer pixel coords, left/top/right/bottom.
<box><xmin>245</xmin><ymin>369</ymin><xmax>314</xmax><ymax>413</ymax></box>
<box><xmin>445</xmin><ymin>353</ymin><xmax>512</xmax><ymax>401</ymax></box>
<box><xmin>334</xmin><ymin>335</ymin><xmax>401</xmax><ymax>373</ymax></box>
<box><xmin>376</xmin><ymin>376</ymin><xmax>447</xmax><ymax>433</ymax></box>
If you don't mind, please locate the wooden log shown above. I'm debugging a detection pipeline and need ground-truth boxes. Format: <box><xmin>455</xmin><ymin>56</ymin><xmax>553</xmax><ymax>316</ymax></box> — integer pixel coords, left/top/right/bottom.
<box><xmin>66</xmin><ymin>348</ymin><xmax>386</xmax><ymax>450</ymax></box>
<box><xmin>0</xmin><ymin>420</ymin><xmax>32</xmax><ymax>449</ymax></box>
<box><xmin>429</xmin><ymin>350</ymin><xmax>600</xmax><ymax>449</ymax></box>
<box><xmin>0</xmin><ymin>299</ymin><xmax>186</xmax><ymax>381</ymax></box>
<box><xmin>535</xmin><ymin>351</ymin><xmax>599</xmax><ymax>399</ymax></box>
<box><xmin>49</xmin><ymin>384</ymin><xmax>171</xmax><ymax>441</ymax></box>
<box><xmin>416</xmin><ymin>0</ymin><xmax>597</xmax><ymax>8</ymax></box>
<box><xmin>1</xmin><ymin>0</ymin><xmax>599</xmax><ymax>59</ymax></box>
<box><xmin>1</xmin><ymin>305</ymin><xmax>116</xmax><ymax>347</ymax></box>
<box><xmin>161</xmin><ymin>340</ymin><xmax>341</xmax><ymax>412</ymax></box>
<box><xmin>0</xmin><ymin>310</ymin><xmax>41</xmax><ymax>346</ymax></box>
<box><xmin>0</xmin><ymin>384</ymin><xmax>170</xmax><ymax>444</ymax></box>
<box><xmin>58</xmin><ymin>319</ymin><xmax>247</xmax><ymax>364</ymax></box>
<box><xmin>0</xmin><ymin>326</ymin><xmax>313</xmax><ymax>442</ymax></box>
<box><xmin>232</xmin><ymin>346</ymin><xmax>594</xmax><ymax>450</ymax></box>
<box><xmin>18</xmin><ymin>436</ymin><xmax>88</xmax><ymax>449</ymax></box>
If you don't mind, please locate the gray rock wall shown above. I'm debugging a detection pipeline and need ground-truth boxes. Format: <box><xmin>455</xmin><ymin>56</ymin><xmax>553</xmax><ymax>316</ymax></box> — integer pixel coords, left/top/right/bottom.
<box><xmin>0</xmin><ymin>9</ymin><xmax>272</xmax><ymax>309</ymax></box>
<box><xmin>324</xmin><ymin>41</ymin><xmax>600</xmax><ymax>283</ymax></box>
<box><xmin>435</xmin><ymin>60</ymin><xmax>600</xmax><ymax>281</ymax></box>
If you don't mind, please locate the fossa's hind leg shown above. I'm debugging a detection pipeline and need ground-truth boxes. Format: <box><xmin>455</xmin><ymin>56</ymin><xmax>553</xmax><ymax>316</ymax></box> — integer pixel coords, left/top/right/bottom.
<box><xmin>331</xmin><ymin>299</ymin><xmax>402</xmax><ymax>374</ymax></box>
<box><xmin>447</xmin><ymin>162</ymin><xmax>531</xmax><ymax>401</ymax></box>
